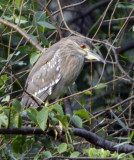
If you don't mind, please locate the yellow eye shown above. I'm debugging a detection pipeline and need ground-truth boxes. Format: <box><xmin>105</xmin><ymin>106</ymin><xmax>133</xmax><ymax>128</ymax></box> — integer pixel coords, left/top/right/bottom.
<box><xmin>81</xmin><ymin>44</ymin><xmax>86</xmax><ymax>49</ymax></box>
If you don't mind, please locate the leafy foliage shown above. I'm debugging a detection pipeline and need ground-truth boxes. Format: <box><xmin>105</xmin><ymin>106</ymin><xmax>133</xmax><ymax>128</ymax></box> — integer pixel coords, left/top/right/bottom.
<box><xmin>0</xmin><ymin>0</ymin><xmax>134</xmax><ymax>159</ymax></box>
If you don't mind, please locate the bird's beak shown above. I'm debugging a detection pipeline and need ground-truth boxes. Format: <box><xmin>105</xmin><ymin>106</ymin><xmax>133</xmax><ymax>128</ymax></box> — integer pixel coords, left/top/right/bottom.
<box><xmin>85</xmin><ymin>49</ymin><xmax>104</xmax><ymax>63</ymax></box>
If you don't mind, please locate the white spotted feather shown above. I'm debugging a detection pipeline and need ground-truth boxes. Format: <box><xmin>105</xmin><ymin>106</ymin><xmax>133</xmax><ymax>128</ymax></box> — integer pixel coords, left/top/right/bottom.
<box><xmin>21</xmin><ymin>49</ymin><xmax>61</xmax><ymax>108</ymax></box>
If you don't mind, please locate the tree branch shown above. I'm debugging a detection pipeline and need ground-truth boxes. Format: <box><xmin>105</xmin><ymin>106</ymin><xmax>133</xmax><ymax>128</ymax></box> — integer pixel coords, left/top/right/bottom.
<box><xmin>68</xmin><ymin>0</ymin><xmax>111</xmax><ymax>24</ymax></box>
<box><xmin>0</xmin><ymin>18</ymin><xmax>43</xmax><ymax>52</ymax></box>
<box><xmin>71</xmin><ymin>128</ymin><xmax>134</xmax><ymax>153</ymax></box>
<box><xmin>35</xmin><ymin>0</ymin><xmax>62</xmax><ymax>39</ymax></box>
<box><xmin>0</xmin><ymin>127</ymin><xmax>134</xmax><ymax>153</ymax></box>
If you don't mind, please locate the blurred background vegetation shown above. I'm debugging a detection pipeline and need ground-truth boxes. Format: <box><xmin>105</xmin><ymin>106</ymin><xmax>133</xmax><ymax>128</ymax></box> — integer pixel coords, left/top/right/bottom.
<box><xmin>0</xmin><ymin>0</ymin><xmax>134</xmax><ymax>159</ymax></box>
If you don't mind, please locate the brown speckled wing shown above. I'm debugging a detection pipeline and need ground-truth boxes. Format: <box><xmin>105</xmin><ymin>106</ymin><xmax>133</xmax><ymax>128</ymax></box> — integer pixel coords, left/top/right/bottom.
<box><xmin>21</xmin><ymin>47</ymin><xmax>61</xmax><ymax>108</ymax></box>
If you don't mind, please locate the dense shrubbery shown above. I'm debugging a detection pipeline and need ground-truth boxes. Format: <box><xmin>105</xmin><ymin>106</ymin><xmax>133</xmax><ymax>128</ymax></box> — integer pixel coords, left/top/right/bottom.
<box><xmin>0</xmin><ymin>0</ymin><xmax>134</xmax><ymax>159</ymax></box>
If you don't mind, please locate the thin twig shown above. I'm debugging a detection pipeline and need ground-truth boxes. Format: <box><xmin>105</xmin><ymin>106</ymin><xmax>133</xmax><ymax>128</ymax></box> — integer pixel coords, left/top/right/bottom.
<box><xmin>56</xmin><ymin>0</ymin><xmax>73</xmax><ymax>34</ymax></box>
<box><xmin>52</xmin><ymin>0</ymin><xmax>87</xmax><ymax>16</ymax></box>
<box><xmin>35</xmin><ymin>0</ymin><xmax>62</xmax><ymax>39</ymax></box>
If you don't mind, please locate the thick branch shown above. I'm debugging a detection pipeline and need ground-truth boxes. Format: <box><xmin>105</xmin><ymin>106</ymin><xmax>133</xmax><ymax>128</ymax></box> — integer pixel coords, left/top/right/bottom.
<box><xmin>71</xmin><ymin>128</ymin><xmax>134</xmax><ymax>153</ymax></box>
<box><xmin>0</xmin><ymin>127</ymin><xmax>134</xmax><ymax>153</ymax></box>
<box><xmin>0</xmin><ymin>127</ymin><xmax>44</xmax><ymax>135</ymax></box>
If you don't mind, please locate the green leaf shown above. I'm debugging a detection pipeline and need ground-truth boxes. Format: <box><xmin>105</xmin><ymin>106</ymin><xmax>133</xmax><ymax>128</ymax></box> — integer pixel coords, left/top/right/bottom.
<box><xmin>29</xmin><ymin>34</ymin><xmax>38</xmax><ymax>44</ymax></box>
<box><xmin>15</xmin><ymin>0</ymin><xmax>22</xmax><ymax>8</ymax></box>
<box><xmin>3</xmin><ymin>16</ymin><xmax>13</xmax><ymax>21</ymax></box>
<box><xmin>15</xmin><ymin>17</ymin><xmax>28</xmax><ymax>24</ymax></box>
<box><xmin>58</xmin><ymin>143</ymin><xmax>67</xmax><ymax>153</ymax></box>
<box><xmin>79</xmin><ymin>96</ymin><xmax>86</xmax><ymax>106</ymax></box>
<box><xmin>12</xmin><ymin>138</ymin><xmax>20</xmax><ymax>153</ymax></box>
<box><xmin>84</xmin><ymin>148</ymin><xmax>96</xmax><ymax>157</ymax></box>
<box><xmin>35</xmin><ymin>11</ymin><xmax>46</xmax><ymax>22</ymax></box>
<box><xmin>126</xmin><ymin>5</ymin><xmax>134</xmax><ymax>9</ymax></box>
<box><xmin>117</xmin><ymin>153</ymin><xmax>126</xmax><ymax>159</ymax></box>
<box><xmin>132</xmin><ymin>26</ymin><xmax>134</xmax><ymax>32</ymax></box>
<box><xmin>18</xmin><ymin>45</ymin><xmax>37</xmax><ymax>54</ymax></box>
<box><xmin>0</xmin><ymin>112</ymin><xmax>8</xmax><ymax>128</ymax></box>
<box><xmin>49</xmin><ymin>112</ymin><xmax>59</xmax><ymax>122</ymax></box>
<box><xmin>117</xmin><ymin>4</ymin><xmax>126</xmax><ymax>8</ymax></box>
<box><xmin>129</xmin><ymin>154</ymin><xmax>134</xmax><ymax>160</ymax></box>
<box><xmin>56</xmin><ymin>115</ymin><xmax>69</xmax><ymax>128</ymax></box>
<box><xmin>84</xmin><ymin>148</ymin><xmax>110</xmax><ymax>158</ymax></box>
<box><xmin>129</xmin><ymin>131</ymin><xmax>134</xmax><ymax>142</ymax></box>
<box><xmin>84</xmin><ymin>91</ymin><xmax>92</xmax><ymax>95</ymax></box>
<box><xmin>0</xmin><ymin>74</ymin><xmax>7</xmax><ymax>85</ymax></box>
<box><xmin>27</xmin><ymin>108</ymin><xmax>38</xmax><ymax>124</ymax></box>
<box><xmin>42</xmin><ymin>151</ymin><xmax>52</xmax><ymax>158</ymax></box>
<box><xmin>72</xmin><ymin>115</ymin><xmax>82</xmax><ymax>128</ymax></box>
<box><xmin>30</xmin><ymin>53</ymin><xmax>41</xmax><ymax>66</ymax></box>
<box><xmin>74</xmin><ymin>109</ymin><xmax>89</xmax><ymax>120</ymax></box>
<box><xmin>2</xmin><ymin>107</ymin><xmax>10</xmax><ymax>118</ymax></box>
<box><xmin>70</xmin><ymin>151</ymin><xmax>80</xmax><ymax>157</ymax></box>
<box><xmin>100</xmin><ymin>148</ymin><xmax>110</xmax><ymax>158</ymax></box>
<box><xmin>37</xmin><ymin>21</ymin><xmax>56</xmax><ymax>30</ymax></box>
<box><xmin>12</xmin><ymin>100</ymin><xmax>22</xmax><ymax>113</ymax></box>
<box><xmin>95</xmin><ymin>83</ymin><xmax>107</xmax><ymax>90</ymax></box>
<box><xmin>34</xmin><ymin>154</ymin><xmax>40</xmax><ymax>160</ymax></box>
<box><xmin>68</xmin><ymin>144</ymin><xmax>74</xmax><ymax>151</ymax></box>
<box><xmin>111</xmin><ymin>111</ymin><xmax>128</xmax><ymax>130</ymax></box>
<box><xmin>17</xmin><ymin>114</ymin><xmax>22</xmax><ymax>128</ymax></box>
<box><xmin>12</xmin><ymin>135</ymin><xmax>26</xmax><ymax>153</ymax></box>
<box><xmin>52</xmin><ymin>104</ymin><xmax>64</xmax><ymax>117</ymax></box>
<box><xmin>1</xmin><ymin>95</ymin><xmax>10</xmax><ymax>102</ymax></box>
<box><xmin>114</xmin><ymin>141</ymin><xmax>129</xmax><ymax>148</ymax></box>
<box><xmin>12</xmin><ymin>113</ymin><xmax>22</xmax><ymax>128</ymax></box>
<box><xmin>37</xmin><ymin>107</ymin><xmax>49</xmax><ymax>131</ymax></box>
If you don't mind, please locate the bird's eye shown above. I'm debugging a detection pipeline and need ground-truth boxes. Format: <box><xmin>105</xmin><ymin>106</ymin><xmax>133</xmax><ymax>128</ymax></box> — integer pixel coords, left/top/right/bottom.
<box><xmin>81</xmin><ymin>44</ymin><xmax>86</xmax><ymax>49</ymax></box>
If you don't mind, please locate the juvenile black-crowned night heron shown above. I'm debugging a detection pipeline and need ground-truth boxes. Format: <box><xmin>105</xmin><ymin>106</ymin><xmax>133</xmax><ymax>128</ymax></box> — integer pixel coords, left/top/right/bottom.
<box><xmin>21</xmin><ymin>36</ymin><xmax>104</xmax><ymax>108</ymax></box>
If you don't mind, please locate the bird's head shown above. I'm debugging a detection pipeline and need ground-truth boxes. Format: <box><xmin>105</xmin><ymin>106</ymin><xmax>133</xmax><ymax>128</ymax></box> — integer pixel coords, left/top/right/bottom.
<box><xmin>66</xmin><ymin>36</ymin><xmax>104</xmax><ymax>63</ymax></box>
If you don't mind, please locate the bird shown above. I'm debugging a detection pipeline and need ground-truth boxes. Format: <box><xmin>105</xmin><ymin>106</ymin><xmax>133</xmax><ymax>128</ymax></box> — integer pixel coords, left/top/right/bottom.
<box><xmin>21</xmin><ymin>36</ymin><xmax>104</xmax><ymax>108</ymax></box>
